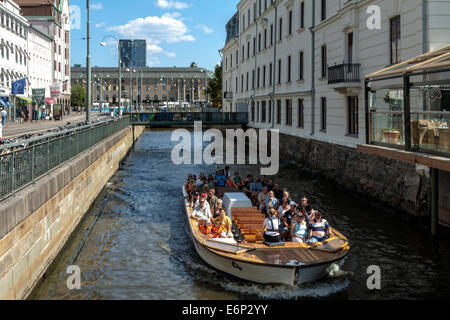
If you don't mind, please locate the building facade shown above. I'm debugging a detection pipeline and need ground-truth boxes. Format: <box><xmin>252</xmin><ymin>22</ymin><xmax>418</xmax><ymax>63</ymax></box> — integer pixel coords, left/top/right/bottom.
<box><xmin>15</xmin><ymin>0</ymin><xmax>71</xmax><ymax>114</ymax></box>
<box><xmin>71</xmin><ymin>65</ymin><xmax>210</xmax><ymax>107</ymax></box>
<box><xmin>0</xmin><ymin>0</ymin><xmax>29</xmax><ymax>116</ymax></box>
<box><xmin>119</xmin><ymin>39</ymin><xmax>147</xmax><ymax>68</ymax></box>
<box><xmin>223</xmin><ymin>0</ymin><xmax>450</xmax><ymax>148</ymax></box>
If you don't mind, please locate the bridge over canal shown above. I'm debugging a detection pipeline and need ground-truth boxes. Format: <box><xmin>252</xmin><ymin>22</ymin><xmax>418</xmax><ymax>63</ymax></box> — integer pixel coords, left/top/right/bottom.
<box><xmin>126</xmin><ymin>112</ymin><xmax>248</xmax><ymax>127</ymax></box>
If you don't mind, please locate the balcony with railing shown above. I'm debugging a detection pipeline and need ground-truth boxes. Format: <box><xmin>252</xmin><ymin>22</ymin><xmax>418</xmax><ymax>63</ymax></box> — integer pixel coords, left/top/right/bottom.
<box><xmin>328</xmin><ymin>63</ymin><xmax>361</xmax><ymax>94</ymax></box>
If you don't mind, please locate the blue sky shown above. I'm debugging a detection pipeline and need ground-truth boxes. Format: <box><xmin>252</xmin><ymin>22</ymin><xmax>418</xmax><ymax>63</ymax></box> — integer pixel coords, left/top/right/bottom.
<box><xmin>70</xmin><ymin>0</ymin><xmax>240</xmax><ymax>71</ymax></box>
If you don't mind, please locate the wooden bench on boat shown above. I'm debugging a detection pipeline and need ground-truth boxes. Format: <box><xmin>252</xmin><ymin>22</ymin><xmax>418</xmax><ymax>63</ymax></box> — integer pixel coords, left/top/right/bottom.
<box><xmin>231</xmin><ymin>207</ymin><xmax>266</xmax><ymax>243</ymax></box>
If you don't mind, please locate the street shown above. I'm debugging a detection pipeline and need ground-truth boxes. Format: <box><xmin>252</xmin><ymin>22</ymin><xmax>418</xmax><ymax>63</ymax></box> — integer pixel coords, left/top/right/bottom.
<box><xmin>2</xmin><ymin>112</ymin><xmax>111</xmax><ymax>139</ymax></box>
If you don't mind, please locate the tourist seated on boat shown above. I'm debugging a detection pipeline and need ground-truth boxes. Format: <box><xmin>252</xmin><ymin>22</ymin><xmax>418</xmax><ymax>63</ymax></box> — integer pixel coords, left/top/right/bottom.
<box><xmin>213</xmin><ymin>208</ymin><xmax>233</xmax><ymax>238</ymax></box>
<box><xmin>273</xmin><ymin>184</ymin><xmax>283</xmax><ymax>202</ymax></box>
<box><xmin>279</xmin><ymin>199</ymin><xmax>294</xmax><ymax>241</ymax></box>
<box><xmin>191</xmin><ymin>198</ymin><xmax>212</xmax><ymax>223</ymax></box>
<box><xmin>282</xmin><ymin>191</ymin><xmax>293</xmax><ymax>205</ymax></box>
<box><xmin>207</xmin><ymin>174</ymin><xmax>215</xmax><ymax>185</ymax></box>
<box><xmin>215</xmin><ymin>170</ymin><xmax>227</xmax><ymax>187</ymax></box>
<box><xmin>197</xmin><ymin>173</ymin><xmax>205</xmax><ymax>186</ymax></box>
<box><xmin>258</xmin><ymin>187</ymin><xmax>269</xmax><ymax>211</ymax></box>
<box><xmin>291</xmin><ymin>213</ymin><xmax>308</xmax><ymax>243</ymax></box>
<box><xmin>250</xmin><ymin>177</ymin><xmax>263</xmax><ymax>193</ymax></box>
<box><xmin>224</xmin><ymin>166</ymin><xmax>232</xmax><ymax>178</ymax></box>
<box><xmin>213</xmin><ymin>199</ymin><xmax>223</xmax><ymax>218</ymax></box>
<box><xmin>260</xmin><ymin>175</ymin><xmax>268</xmax><ymax>188</ymax></box>
<box><xmin>208</xmin><ymin>189</ymin><xmax>218</xmax><ymax>208</ymax></box>
<box><xmin>307</xmin><ymin>212</ymin><xmax>333</xmax><ymax>243</ymax></box>
<box><xmin>199</xmin><ymin>177</ymin><xmax>209</xmax><ymax>192</ymax></box>
<box><xmin>226</xmin><ymin>176</ymin><xmax>234</xmax><ymax>187</ymax></box>
<box><xmin>243</xmin><ymin>175</ymin><xmax>254</xmax><ymax>191</ymax></box>
<box><xmin>232</xmin><ymin>171</ymin><xmax>244</xmax><ymax>189</ymax></box>
<box><xmin>263</xmin><ymin>208</ymin><xmax>281</xmax><ymax>243</ymax></box>
<box><xmin>190</xmin><ymin>191</ymin><xmax>200</xmax><ymax>209</ymax></box>
<box><xmin>265</xmin><ymin>191</ymin><xmax>278</xmax><ymax>213</ymax></box>
<box><xmin>305</xmin><ymin>205</ymin><xmax>316</xmax><ymax>222</ymax></box>
<box><xmin>266</xmin><ymin>179</ymin><xmax>275</xmax><ymax>191</ymax></box>
<box><xmin>298</xmin><ymin>196</ymin><xmax>308</xmax><ymax>213</ymax></box>
<box><xmin>186</xmin><ymin>178</ymin><xmax>198</xmax><ymax>197</ymax></box>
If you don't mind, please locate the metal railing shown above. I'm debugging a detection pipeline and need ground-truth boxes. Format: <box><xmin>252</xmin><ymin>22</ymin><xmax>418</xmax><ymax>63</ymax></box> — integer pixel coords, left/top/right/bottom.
<box><xmin>129</xmin><ymin>112</ymin><xmax>248</xmax><ymax>125</ymax></box>
<box><xmin>328</xmin><ymin>63</ymin><xmax>361</xmax><ymax>84</ymax></box>
<box><xmin>0</xmin><ymin>116</ymin><xmax>130</xmax><ymax>201</ymax></box>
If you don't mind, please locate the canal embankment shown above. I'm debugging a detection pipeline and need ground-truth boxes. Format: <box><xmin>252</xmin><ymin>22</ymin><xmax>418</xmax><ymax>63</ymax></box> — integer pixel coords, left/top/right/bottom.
<box><xmin>0</xmin><ymin>123</ymin><xmax>144</xmax><ymax>300</ymax></box>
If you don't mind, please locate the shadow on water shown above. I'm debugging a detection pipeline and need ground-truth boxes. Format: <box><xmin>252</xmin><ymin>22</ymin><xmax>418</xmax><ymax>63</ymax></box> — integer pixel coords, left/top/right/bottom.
<box><xmin>30</xmin><ymin>129</ymin><xmax>450</xmax><ymax>300</ymax></box>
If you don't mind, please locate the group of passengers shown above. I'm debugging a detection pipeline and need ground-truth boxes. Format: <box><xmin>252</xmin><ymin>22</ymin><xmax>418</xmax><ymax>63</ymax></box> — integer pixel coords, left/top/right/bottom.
<box><xmin>185</xmin><ymin>169</ymin><xmax>333</xmax><ymax>244</ymax></box>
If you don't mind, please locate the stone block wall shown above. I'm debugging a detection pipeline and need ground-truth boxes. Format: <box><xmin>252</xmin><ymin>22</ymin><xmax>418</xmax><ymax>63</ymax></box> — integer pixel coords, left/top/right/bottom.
<box><xmin>0</xmin><ymin>125</ymin><xmax>145</xmax><ymax>300</ymax></box>
<box><xmin>276</xmin><ymin>132</ymin><xmax>431</xmax><ymax>217</ymax></box>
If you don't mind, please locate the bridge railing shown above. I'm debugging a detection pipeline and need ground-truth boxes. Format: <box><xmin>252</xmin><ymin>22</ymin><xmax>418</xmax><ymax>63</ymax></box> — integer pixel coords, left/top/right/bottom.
<box><xmin>0</xmin><ymin>116</ymin><xmax>130</xmax><ymax>201</ymax></box>
<box><xmin>128</xmin><ymin>112</ymin><xmax>248</xmax><ymax>124</ymax></box>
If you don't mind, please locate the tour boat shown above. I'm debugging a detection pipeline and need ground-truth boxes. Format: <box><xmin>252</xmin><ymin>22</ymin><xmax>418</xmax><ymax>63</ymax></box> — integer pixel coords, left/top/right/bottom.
<box><xmin>182</xmin><ymin>185</ymin><xmax>350</xmax><ymax>286</ymax></box>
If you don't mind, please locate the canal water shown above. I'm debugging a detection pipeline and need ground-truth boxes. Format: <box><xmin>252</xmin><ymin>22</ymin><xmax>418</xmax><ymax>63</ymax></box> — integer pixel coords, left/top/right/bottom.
<box><xmin>30</xmin><ymin>129</ymin><xmax>450</xmax><ymax>300</ymax></box>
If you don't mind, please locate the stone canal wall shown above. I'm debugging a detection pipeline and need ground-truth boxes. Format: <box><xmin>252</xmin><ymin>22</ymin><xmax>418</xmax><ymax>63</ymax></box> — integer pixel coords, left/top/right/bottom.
<box><xmin>275</xmin><ymin>132</ymin><xmax>431</xmax><ymax>218</ymax></box>
<box><xmin>0</xmin><ymin>125</ymin><xmax>145</xmax><ymax>300</ymax></box>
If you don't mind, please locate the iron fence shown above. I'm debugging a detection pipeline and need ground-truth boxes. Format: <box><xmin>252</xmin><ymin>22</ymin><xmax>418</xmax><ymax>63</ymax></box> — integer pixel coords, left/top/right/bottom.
<box><xmin>0</xmin><ymin>116</ymin><xmax>130</xmax><ymax>201</ymax></box>
<box><xmin>128</xmin><ymin>112</ymin><xmax>248</xmax><ymax>125</ymax></box>
<box><xmin>328</xmin><ymin>63</ymin><xmax>361</xmax><ymax>84</ymax></box>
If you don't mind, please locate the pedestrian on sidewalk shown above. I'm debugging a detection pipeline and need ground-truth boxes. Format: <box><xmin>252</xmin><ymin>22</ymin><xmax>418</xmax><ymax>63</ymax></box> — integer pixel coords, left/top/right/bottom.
<box><xmin>0</xmin><ymin>121</ymin><xmax>3</xmax><ymax>143</ymax></box>
<box><xmin>1</xmin><ymin>107</ymin><xmax>6</xmax><ymax>128</ymax></box>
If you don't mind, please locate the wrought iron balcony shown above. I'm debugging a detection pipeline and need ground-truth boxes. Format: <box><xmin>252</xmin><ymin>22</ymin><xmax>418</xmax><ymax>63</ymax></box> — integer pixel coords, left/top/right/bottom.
<box><xmin>328</xmin><ymin>63</ymin><xmax>361</xmax><ymax>84</ymax></box>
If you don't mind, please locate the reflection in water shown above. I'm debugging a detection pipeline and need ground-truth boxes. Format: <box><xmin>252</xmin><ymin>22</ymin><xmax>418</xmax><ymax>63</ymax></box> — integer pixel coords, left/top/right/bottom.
<box><xmin>30</xmin><ymin>130</ymin><xmax>450</xmax><ymax>300</ymax></box>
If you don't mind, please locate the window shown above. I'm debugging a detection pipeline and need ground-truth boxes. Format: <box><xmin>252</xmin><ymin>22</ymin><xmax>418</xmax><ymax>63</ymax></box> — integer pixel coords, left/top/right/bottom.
<box><xmin>246</xmin><ymin>72</ymin><xmax>249</xmax><ymax>91</ymax></box>
<box><xmin>253</xmin><ymin>37</ymin><xmax>256</xmax><ymax>55</ymax></box>
<box><xmin>242</xmin><ymin>45</ymin><xmax>245</xmax><ymax>62</ymax></box>
<box><xmin>321</xmin><ymin>97</ymin><xmax>327</xmax><ymax>131</ymax></box>
<box><xmin>251</xmin><ymin>101</ymin><xmax>255</xmax><ymax>122</ymax></box>
<box><xmin>348</xmin><ymin>96</ymin><xmax>359</xmax><ymax>135</ymax></box>
<box><xmin>288</xmin><ymin>10</ymin><xmax>293</xmax><ymax>34</ymax></box>
<box><xmin>277</xmin><ymin>100</ymin><xmax>282</xmax><ymax>124</ymax></box>
<box><xmin>390</xmin><ymin>16</ymin><xmax>401</xmax><ymax>65</ymax></box>
<box><xmin>270</xmin><ymin>24</ymin><xmax>274</xmax><ymax>45</ymax></box>
<box><xmin>254</xmin><ymin>2</ymin><xmax>257</xmax><ymax>21</ymax></box>
<box><xmin>264</xmin><ymin>29</ymin><xmax>267</xmax><ymax>48</ymax></box>
<box><xmin>279</xmin><ymin>17</ymin><xmax>283</xmax><ymax>40</ymax></box>
<box><xmin>299</xmin><ymin>51</ymin><xmax>304</xmax><ymax>80</ymax></box>
<box><xmin>252</xmin><ymin>70</ymin><xmax>255</xmax><ymax>89</ymax></box>
<box><xmin>268</xmin><ymin>100</ymin><xmax>272</xmax><ymax>123</ymax></box>
<box><xmin>321</xmin><ymin>45</ymin><xmax>327</xmax><ymax>78</ymax></box>
<box><xmin>269</xmin><ymin>63</ymin><xmax>273</xmax><ymax>86</ymax></box>
<box><xmin>347</xmin><ymin>32</ymin><xmax>353</xmax><ymax>64</ymax></box>
<box><xmin>298</xmin><ymin>99</ymin><xmax>304</xmax><ymax>128</ymax></box>
<box><xmin>262</xmin><ymin>101</ymin><xmax>267</xmax><ymax>122</ymax></box>
<box><xmin>300</xmin><ymin>2</ymin><xmax>305</xmax><ymax>28</ymax></box>
<box><xmin>257</xmin><ymin>68</ymin><xmax>260</xmax><ymax>88</ymax></box>
<box><xmin>321</xmin><ymin>0</ymin><xmax>326</xmax><ymax>21</ymax></box>
<box><xmin>263</xmin><ymin>65</ymin><xmax>266</xmax><ymax>87</ymax></box>
<box><xmin>257</xmin><ymin>101</ymin><xmax>260</xmax><ymax>122</ymax></box>
<box><xmin>243</xmin><ymin>14</ymin><xmax>246</xmax><ymax>30</ymax></box>
<box><xmin>247</xmin><ymin>41</ymin><xmax>250</xmax><ymax>58</ymax></box>
<box><xmin>241</xmin><ymin>74</ymin><xmax>244</xmax><ymax>92</ymax></box>
<box><xmin>278</xmin><ymin>59</ymin><xmax>282</xmax><ymax>84</ymax></box>
<box><xmin>287</xmin><ymin>56</ymin><xmax>291</xmax><ymax>82</ymax></box>
<box><xmin>258</xmin><ymin>33</ymin><xmax>261</xmax><ymax>52</ymax></box>
<box><xmin>286</xmin><ymin>99</ymin><xmax>292</xmax><ymax>126</ymax></box>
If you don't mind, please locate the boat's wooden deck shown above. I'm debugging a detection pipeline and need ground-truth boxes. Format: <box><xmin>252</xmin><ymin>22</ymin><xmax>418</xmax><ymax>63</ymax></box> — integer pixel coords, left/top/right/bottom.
<box><xmin>184</xmin><ymin>190</ymin><xmax>349</xmax><ymax>266</ymax></box>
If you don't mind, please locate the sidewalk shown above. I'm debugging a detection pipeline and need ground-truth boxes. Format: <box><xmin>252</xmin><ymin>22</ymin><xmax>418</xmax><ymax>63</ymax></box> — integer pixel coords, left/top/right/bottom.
<box><xmin>2</xmin><ymin>112</ymin><xmax>110</xmax><ymax>139</ymax></box>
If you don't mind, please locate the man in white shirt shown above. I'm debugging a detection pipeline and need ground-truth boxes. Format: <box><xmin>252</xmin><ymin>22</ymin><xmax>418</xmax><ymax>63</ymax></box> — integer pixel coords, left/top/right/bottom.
<box><xmin>257</xmin><ymin>187</ymin><xmax>269</xmax><ymax>211</ymax></box>
<box><xmin>191</xmin><ymin>198</ymin><xmax>212</xmax><ymax>223</ymax></box>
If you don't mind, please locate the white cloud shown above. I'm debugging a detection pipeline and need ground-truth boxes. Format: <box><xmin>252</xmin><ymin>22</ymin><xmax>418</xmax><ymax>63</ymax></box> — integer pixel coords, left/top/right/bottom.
<box><xmin>195</xmin><ymin>24</ymin><xmax>213</xmax><ymax>34</ymax></box>
<box><xmin>156</xmin><ymin>0</ymin><xmax>191</xmax><ymax>10</ymax></box>
<box><xmin>96</xmin><ymin>22</ymin><xmax>106</xmax><ymax>28</ymax></box>
<box><xmin>90</xmin><ymin>3</ymin><xmax>103</xmax><ymax>10</ymax></box>
<box><xmin>108</xmin><ymin>13</ymin><xmax>196</xmax><ymax>44</ymax></box>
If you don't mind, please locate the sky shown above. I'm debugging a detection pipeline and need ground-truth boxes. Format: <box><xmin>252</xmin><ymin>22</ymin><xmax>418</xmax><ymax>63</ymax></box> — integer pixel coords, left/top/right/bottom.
<box><xmin>70</xmin><ymin>0</ymin><xmax>240</xmax><ymax>72</ymax></box>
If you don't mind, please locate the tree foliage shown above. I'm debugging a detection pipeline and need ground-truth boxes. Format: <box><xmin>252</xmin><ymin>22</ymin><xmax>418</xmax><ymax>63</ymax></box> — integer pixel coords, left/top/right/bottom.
<box><xmin>71</xmin><ymin>84</ymin><xmax>86</xmax><ymax>107</ymax></box>
<box><xmin>205</xmin><ymin>64</ymin><xmax>222</xmax><ymax>109</ymax></box>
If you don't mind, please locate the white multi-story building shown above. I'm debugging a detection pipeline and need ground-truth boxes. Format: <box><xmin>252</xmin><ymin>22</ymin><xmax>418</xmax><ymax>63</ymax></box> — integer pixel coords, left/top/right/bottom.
<box><xmin>27</xmin><ymin>25</ymin><xmax>53</xmax><ymax>108</ymax></box>
<box><xmin>223</xmin><ymin>0</ymin><xmax>450</xmax><ymax>148</ymax></box>
<box><xmin>16</xmin><ymin>0</ymin><xmax>71</xmax><ymax>113</ymax></box>
<box><xmin>0</xmin><ymin>0</ymin><xmax>29</xmax><ymax>115</ymax></box>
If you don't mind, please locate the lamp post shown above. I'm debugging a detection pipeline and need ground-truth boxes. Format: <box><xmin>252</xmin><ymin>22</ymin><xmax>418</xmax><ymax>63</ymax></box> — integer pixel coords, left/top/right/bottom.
<box><xmin>101</xmin><ymin>35</ymin><xmax>122</xmax><ymax>114</ymax></box>
<box><xmin>86</xmin><ymin>0</ymin><xmax>91</xmax><ymax>123</ymax></box>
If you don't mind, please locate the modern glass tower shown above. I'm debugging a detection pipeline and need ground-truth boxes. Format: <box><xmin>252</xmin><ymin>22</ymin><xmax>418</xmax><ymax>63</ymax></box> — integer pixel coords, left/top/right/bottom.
<box><xmin>119</xmin><ymin>39</ymin><xmax>146</xmax><ymax>68</ymax></box>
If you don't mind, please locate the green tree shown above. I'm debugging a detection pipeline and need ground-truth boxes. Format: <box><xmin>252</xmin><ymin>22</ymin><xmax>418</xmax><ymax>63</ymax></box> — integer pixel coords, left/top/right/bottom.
<box><xmin>71</xmin><ymin>84</ymin><xmax>86</xmax><ymax>107</ymax></box>
<box><xmin>205</xmin><ymin>64</ymin><xmax>222</xmax><ymax>109</ymax></box>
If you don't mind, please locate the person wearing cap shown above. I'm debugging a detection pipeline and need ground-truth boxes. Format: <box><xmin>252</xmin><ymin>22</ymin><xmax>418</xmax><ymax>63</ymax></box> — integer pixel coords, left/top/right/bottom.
<box><xmin>191</xmin><ymin>197</ymin><xmax>212</xmax><ymax>223</ymax></box>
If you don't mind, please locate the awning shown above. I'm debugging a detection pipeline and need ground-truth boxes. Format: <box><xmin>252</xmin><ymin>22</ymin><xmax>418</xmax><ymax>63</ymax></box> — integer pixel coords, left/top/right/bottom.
<box><xmin>17</xmin><ymin>97</ymin><xmax>33</xmax><ymax>103</ymax></box>
<box><xmin>0</xmin><ymin>97</ymin><xmax>6</xmax><ymax>107</ymax></box>
<box><xmin>45</xmin><ymin>98</ymin><xmax>55</xmax><ymax>104</ymax></box>
<box><xmin>0</xmin><ymin>97</ymin><xmax>11</xmax><ymax>107</ymax></box>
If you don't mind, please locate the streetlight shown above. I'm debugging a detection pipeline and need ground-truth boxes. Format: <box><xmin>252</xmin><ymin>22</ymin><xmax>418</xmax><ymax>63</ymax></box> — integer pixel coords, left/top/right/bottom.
<box><xmin>101</xmin><ymin>35</ymin><xmax>121</xmax><ymax>114</ymax></box>
<box><xmin>86</xmin><ymin>0</ymin><xmax>91</xmax><ymax>122</ymax></box>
